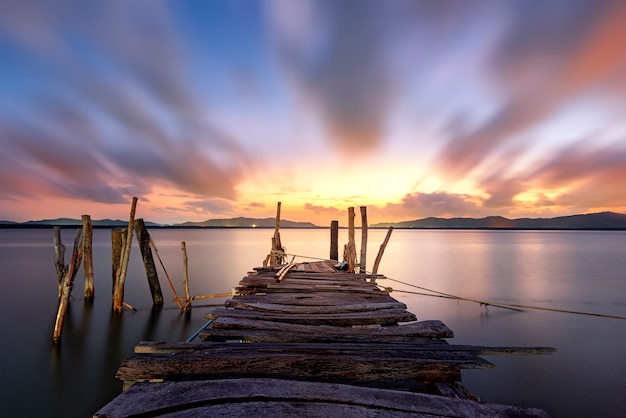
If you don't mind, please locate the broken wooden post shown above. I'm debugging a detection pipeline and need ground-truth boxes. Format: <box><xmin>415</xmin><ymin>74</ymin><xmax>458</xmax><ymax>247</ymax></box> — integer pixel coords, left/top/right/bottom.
<box><xmin>52</xmin><ymin>229</ymin><xmax>84</xmax><ymax>343</ymax></box>
<box><xmin>359</xmin><ymin>206</ymin><xmax>368</xmax><ymax>273</ymax></box>
<box><xmin>269</xmin><ymin>202</ymin><xmax>285</xmax><ymax>266</ymax></box>
<box><xmin>134</xmin><ymin>219</ymin><xmax>163</xmax><ymax>306</ymax></box>
<box><xmin>330</xmin><ymin>220</ymin><xmax>339</xmax><ymax>261</ymax></box>
<box><xmin>82</xmin><ymin>215</ymin><xmax>94</xmax><ymax>301</ymax></box>
<box><xmin>371</xmin><ymin>227</ymin><xmax>394</xmax><ymax>278</ymax></box>
<box><xmin>111</xmin><ymin>228</ymin><xmax>125</xmax><ymax>293</ymax></box>
<box><xmin>345</xmin><ymin>207</ymin><xmax>357</xmax><ymax>273</ymax></box>
<box><xmin>53</xmin><ymin>226</ymin><xmax>67</xmax><ymax>298</ymax></box>
<box><xmin>181</xmin><ymin>241</ymin><xmax>191</xmax><ymax>311</ymax></box>
<box><xmin>113</xmin><ymin>197</ymin><xmax>138</xmax><ymax>313</ymax></box>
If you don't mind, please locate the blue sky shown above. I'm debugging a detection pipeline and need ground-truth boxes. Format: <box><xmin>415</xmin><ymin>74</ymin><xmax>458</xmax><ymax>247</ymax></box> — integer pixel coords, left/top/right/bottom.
<box><xmin>1</xmin><ymin>0</ymin><xmax>626</xmax><ymax>224</ymax></box>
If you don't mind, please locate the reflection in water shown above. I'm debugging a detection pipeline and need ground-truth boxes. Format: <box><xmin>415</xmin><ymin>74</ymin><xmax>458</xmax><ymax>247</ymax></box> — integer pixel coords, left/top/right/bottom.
<box><xmin>1</xmin><ymin>228</ymin><xmax>625</xmax><ymax>417</ymax></box>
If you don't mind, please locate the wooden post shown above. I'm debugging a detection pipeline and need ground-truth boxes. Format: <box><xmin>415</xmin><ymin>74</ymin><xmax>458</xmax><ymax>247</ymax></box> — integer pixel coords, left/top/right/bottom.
<box><xmin>113</xmin><ymin>197</ymin><xmax>138</xmax><ymax>313</ymax></box>
<box><xmin>371</xmin><ymin>227</ymin><xmax>394</xmax><ymax>278</ymax></box>
<box><xmin>150</xmin><ymin>238</ymin><xmax>184</xmax><ymax>311</ymax></box>
<box><xmin>181</xmin><ymin>241</ymin><xmax>191</xmax><ymax>311</ymax></box>
<box><xmin>52</xmin><ymin>229</ymin><xmax>84</xmax><ymax>343</ymax></box>
<box><xmin>134</xmin><ymin>218</ymin><xmax>163</xmax><ymax>306</ymax></box>
<box><xmin>53</xmin><ymin>226</ymin><xmax>67</xmax><ymax>298</ymax></box>
<box><xmin>359</xmin><ymin>206</ymin><xmax>368</xmax><ymax>273</ymax></box>
<box><xmin>111</xmin><ymin>228</ymin><xmax>125</xmax><ymax>293</ymax></box>
<box><xmin>330</xmin><ymin>220</ymin><xmax>339</xmax><ymax>261</ymax></box>
<box><xmin>346</xmin><ymin>207</ymin><xmax>357</xmax><ymax>273</ymax></box>
<box><xmin>82</xmin><ymin>215</ymin><xmax>94</xmax><ymax>301</ymax></box>
<box><xmin>269</xmin><ymin>202</ymin><xmax>284</xmax><ymax>266</ymax></box>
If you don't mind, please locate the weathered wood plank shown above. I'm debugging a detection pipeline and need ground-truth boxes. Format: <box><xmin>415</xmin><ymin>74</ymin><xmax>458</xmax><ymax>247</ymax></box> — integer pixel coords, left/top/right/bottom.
<box><xmin>205</xmin><ymin>307</ymin><xmax>417</xmax><ymax>325</ymax></box>
<box><xmin>134</xmin><ymin>341</ymin><xmax>554</xmax><ymax>356</ymax></box>
<box><xmin>224</xmin><ymin>299</ymin><xmax>407</xmax><ymax>314</ymax></box>
<box><xmin>229</xmin><ymin>291</ymin><xmax>399</xmax><ymax>306</ymax></box>
<box><xmin>116</xmin><ymin>344</ymin><xmax>492</xmax><ymax>387</ymax></box>
<box><xmin>209</xmin><ymin>317</ymin><xmax>454</xmax><ymax>337</ymax></box>
<box><xmin>95</xmin><ymin>379</ymin><xmax>550</xmax><ymax>418</ymax></box>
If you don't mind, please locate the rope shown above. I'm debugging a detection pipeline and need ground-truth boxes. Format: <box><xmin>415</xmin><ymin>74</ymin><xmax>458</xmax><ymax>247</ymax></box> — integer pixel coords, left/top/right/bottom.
<box><xmin>380</xmin><ymin>276</ymin><xmax>626</xmax><ymax>320</ymax></box>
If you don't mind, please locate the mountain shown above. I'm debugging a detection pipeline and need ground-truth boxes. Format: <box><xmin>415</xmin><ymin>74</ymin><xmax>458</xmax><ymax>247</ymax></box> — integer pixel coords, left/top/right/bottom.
<box><xmin>175</xmin><ymin>217</ymin><xmax>319</xmax><ymax>228</ymax></box>
<box><xmin>12</xmin><ymin>218</ymin><xmax>162</xmax><ymax>228</ymax></box>
<box><xmin>372</xmin><ymin>212</ymin><xmax>626</xmax><ymax>230</ymax></box>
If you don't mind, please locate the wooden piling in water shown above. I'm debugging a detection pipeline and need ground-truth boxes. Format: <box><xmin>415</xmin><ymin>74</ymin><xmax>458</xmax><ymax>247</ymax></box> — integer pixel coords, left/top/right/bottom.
<box><xmin>359</xmin><ymin>206</ymin><xmax>368</xmax><ymax>273</ymax></box>
<box><xmin>372</xmin><ymin>227</ymin><xmax>393</xmax><ymax>277</ymax></box>
<box><xmin>134</xmin><ymin>219</ymin><xmax>163</xmax><ymax>306</ymax></box>
<box><xmin>113</xmin><ymin>197</ymin><xmax>138</xmax><ymax>313</ymax></box>
<box><xmin>82</xmin><ymin>215</ymin><xmax>95</xmax><ymax>301</ymax></box>
<box><xmin>53</xmin><ymin>226</ymin><xmax>67</xmax><ymax>298</ymax></box>
<box><xmin>52</xmin><ymin>229</ymin><xmax>84</xmax><ymax>343</ymax></box>
<box><xmin>344</xmin><ymin>207</ymin><xmax>357</xmax><ymax>273</ymax></box>
<box><xmin>330</xmin><ymin>220</ymin><xmax>339</xmax><ymax>261</ymax></box>
<box><xmin>111</xmin><ymin>228</ymin><xmax>125</xmax><ymax>293</ymax></box>
<box><xmin>181</xmin><ymin>241</ymin><xmax>191</xmax><ymax>311</ymax></box>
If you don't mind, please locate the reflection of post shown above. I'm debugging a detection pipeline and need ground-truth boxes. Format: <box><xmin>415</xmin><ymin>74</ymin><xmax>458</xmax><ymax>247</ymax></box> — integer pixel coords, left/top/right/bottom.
<box><xmin>330</xmin><ymin>220</ymin><xmax>339</xmax><ymax>261</ymax></box>
<box><xmin>53</xmin><ymin>226</ymin><xmax>67</xmax><ymax>298</ymax></box>
<box><xmin>181</xmin><ymin>241</ymin><xmax>191</xmax><ymax>311</ymax></box>
<box><xmin>53</xmin><ymin>229</ymin><xmax>84</xmax><ymax>343</ymax></box>
<box><xmin>135</xmin><ymin>219</ymin><xmax>163</xmax><ymax>306</ymax></box>
<box><xmin>359</xmin><ymin>206</ymin><xmax>368</xmax><ymax>273</ymax></box>
<box><xmin>371</xmin><ymin>227</ymin><xmax>394</xmax><ymax>279</ymax></box>
<box><xmin>113</xmin><ymin>197</ymin><xmax>137</xmax><ymax>313</ymax></box>
<box><xmin>82</xmin><ymin>215</ymin><xmax>94</xmax><ymax>301</ymax></box>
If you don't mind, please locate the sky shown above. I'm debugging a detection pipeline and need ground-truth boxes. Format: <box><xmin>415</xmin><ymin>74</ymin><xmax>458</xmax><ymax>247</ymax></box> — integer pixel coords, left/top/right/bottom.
<box><xmin>1</xmin><ymin>0</ymin><xmax>626</xmax><ymax>226</ymax></box>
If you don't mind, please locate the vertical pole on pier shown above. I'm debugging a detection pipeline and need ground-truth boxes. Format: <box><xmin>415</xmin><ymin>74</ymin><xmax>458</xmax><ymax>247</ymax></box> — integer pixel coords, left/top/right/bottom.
<box><xmin>330</xmin><ymin>220</ymin><xmax>339</xmax><ymax>261</ymax></box>
<box><xmin>269</xmin><ymin>202</ymin><xmax>284</xmax><ymax>266</ymax></box>
<box><xmin>344</xmin><ymin>207</ymin><xmax>357</xmax><ymax>273</ymax></box>
<box><xmin>181</xmin><ymin>241</ymin><xmax>191</xmax><ymax>311</ymax></box>
<box><xmin>53</xmin><ymin>226</ymin><xmax>67</xmax><ymax>298</ymax></box>
<box><xmin>135</xmin><ymin>218</ymin><xmax>163</xmax><ymax>306</ymax></box>
<box><xmin>371</xmin><ymin>227</ymin><xmax>393</xmax><ymax>279</ymax></box>
<box><xmin>111</xmin><ymin>228</ymin><xmax>125</xmax><ymax>293</ymax></box>
<box><xmin>82</xmin><ymin>215</ymin><xmax>95</xmax><ymax>301</ymax></box>
<box><xmin>53</xmin><ymin>229</ymin><xmax>84</xmax><ymax>343</ymax></box>
<box><xmin>113</xmin><ymin>197</ymin><xmax>138</xmax><ymax>313</ymax></box>
<box><xmin>359</xmin><ymin>206</ymin><xmax>368</xmax><ymax>273</ymax></box>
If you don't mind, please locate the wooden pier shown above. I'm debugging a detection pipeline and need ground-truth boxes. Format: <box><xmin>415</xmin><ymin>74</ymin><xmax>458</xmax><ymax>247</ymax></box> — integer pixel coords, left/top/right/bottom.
<box><xmin>95</xmin><ymin>259</ymin><xmax>554</xmax><ymax>417</ymax></box>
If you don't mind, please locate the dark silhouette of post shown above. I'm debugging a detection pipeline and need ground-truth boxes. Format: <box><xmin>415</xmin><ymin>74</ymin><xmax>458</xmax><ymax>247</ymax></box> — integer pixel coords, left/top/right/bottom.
<box><xmin>330</xmin><ymin>220</ymin><xmax>339</xmax><ymax>261</ymax></box>
<box><xmin>134</xmin><ymin>218</ymin><xmax>163</xmax><ymax>306</ymax></box>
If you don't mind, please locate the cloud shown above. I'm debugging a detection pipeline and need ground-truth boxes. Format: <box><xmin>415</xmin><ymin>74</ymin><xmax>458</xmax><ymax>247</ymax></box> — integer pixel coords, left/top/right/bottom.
<box><xmin>0</xmin><ymin>1</ymin><xmax>248</xmax><ymax>205</ymax></box>
<box><xmin>380</xmin><ymin>191</ymin><xmax>487</xmax><ymax>219</ymax></box>
<box><xmin>435</xmin><ymin>0</ymin><xmax>626</xmax><ymax>181</ymax></box>
<box><xmin>266</xmin><ymin>0</ymin><xmax>397</xmax><ymax>151</ymax></box>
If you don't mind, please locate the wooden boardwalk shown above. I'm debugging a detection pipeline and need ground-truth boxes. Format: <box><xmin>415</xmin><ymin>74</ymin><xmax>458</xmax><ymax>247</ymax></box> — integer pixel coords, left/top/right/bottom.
<box><xmin>95</xmin><ymin>260</ymin><xmax>553</xmax><ymax>417</ymax></box>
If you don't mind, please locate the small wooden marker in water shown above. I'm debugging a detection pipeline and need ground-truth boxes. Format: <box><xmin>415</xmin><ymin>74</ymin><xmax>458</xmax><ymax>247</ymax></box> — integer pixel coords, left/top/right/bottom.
<box><xmin>330</xmin><ymin>220</ymin><xmax>339</xmax><ymax>261</ymax></box>
<box><xmin>53</xmin><ymin>229</ymin><xmax>84</xmax><ymax>343</ymax></box>
<box><xmin>113</xmin><ymin>197</ymin><xmax>138</xmax><ymax>313</ymax></box>
<box><xmin>359</xmin><ymin>206</ymin><xmax>368</xmax><ymax>273</ymax></box>
<box><xmin>134</xmin><ymin>219</ymin><xmax>163</xmax><ymax>306</ymax></box>
<box><xmin>82</xmin><ymin>214</ymin><xmax>95</xmax><ymax>301</ymax></box>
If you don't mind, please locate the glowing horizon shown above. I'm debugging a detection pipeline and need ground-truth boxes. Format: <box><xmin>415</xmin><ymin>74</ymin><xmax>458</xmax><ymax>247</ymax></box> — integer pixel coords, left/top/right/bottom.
<box><xmin>1</xmin><ymin>1</ymin><xmax>626</xmax><ymax>226</ymax></box>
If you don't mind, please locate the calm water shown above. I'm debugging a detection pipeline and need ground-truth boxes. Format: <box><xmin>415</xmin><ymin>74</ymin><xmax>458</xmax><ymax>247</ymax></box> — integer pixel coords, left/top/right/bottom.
<box><xmin>0</xmin><ymin>228</ymin><xmax>625</xmax><ymax>417</ymax></box>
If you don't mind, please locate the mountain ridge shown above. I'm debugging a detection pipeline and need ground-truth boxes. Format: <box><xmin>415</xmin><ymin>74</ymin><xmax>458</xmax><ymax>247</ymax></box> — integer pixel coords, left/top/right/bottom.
<box><xmin>2</xmin><ymin>212</ymin><xmax>626</xmax><ymax>229</ymax></box>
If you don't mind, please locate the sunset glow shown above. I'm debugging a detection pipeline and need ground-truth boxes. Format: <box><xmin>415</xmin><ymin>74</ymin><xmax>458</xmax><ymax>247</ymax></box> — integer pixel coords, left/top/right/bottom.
<box><xmin>1</xmin><ymin>1</ymin><xmax>626</xmax><ymax>226</ymax></box>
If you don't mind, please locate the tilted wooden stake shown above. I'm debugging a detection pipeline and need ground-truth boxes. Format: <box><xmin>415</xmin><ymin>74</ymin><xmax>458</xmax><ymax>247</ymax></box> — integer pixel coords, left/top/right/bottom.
<box><xmin>134</xmin><ymin>218</ymin><xmax>163</xmax><ymax>306</ymax></box>
<box><xmin>345</xmin><ymin>207</ymin><xmax>357</xmax><ymax>273</ymax></box>
<box><xmin>181</xmin><ymin>241</ymin><xmax>191</xmax><ymax>311</ymax></box>
<box><xmin>53</xmin><ymin>229</ymin><xmax>84</xmax><ymax>343</ymax></box>
<box><xmin>111</xmin><ymin>227</ymin><xmax>125</xmax><ymax>291</ymax></box>
<box><xmin>82</xmin><ymin>215</ymin><xmax>94</xmax><ymax>301</ymax></box>
<box><xmin>53</xmin><ymin>226</ymin><xmax>67</xmax><ymax>298</ymax></box>
<box><xmin>371</xmin><ymin>227</ymin><xmax>394</xmax><ymax>278</ymax></box>
<box><xmin>113</xmin><ymin>197</ymin><xmax>138</xmax><ymax>313</ymax></box>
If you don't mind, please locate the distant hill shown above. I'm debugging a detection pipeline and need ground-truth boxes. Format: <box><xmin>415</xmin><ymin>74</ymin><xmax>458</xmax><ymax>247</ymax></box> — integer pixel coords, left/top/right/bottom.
<box><xmin>372</xmin><ymin>212</ymin><xmax>626</xmax><ymax>230</ymax></box>
<box><xmin>9</xmin><ymin>218</ymin><xmax>162</xmax><ymax>228</ymax></box>
<box><xmin>175</xmin><ymin>217</ymin><xmax>319</xmax><ymax>228</ymax></box>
